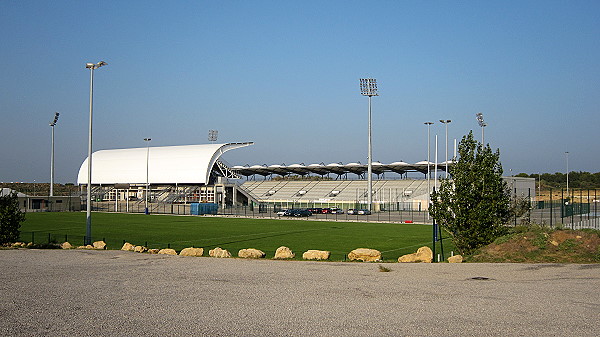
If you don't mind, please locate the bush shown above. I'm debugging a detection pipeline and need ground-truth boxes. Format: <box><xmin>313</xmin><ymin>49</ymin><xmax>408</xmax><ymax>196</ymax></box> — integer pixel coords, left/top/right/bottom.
<box><xmin>0</xmin><ymin>192</ymin><xmax>25</xmax><ymax>244</ymax></box>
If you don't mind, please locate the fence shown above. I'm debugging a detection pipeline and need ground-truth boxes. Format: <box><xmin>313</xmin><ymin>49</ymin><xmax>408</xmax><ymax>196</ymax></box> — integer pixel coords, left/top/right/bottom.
<box><xmin>518</xmin><ymin>188</ymin><xmax>599</xmax><ymax>230</ymax></box>
<box><xmin>75</xmin><ymin>189</ymin><xmax>600</xmax><ymax>229</ymax></box>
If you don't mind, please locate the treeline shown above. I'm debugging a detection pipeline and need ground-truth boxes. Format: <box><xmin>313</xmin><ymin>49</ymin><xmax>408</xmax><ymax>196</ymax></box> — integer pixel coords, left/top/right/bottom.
<box><xmin>0</xmin><ymin>183</ymin><xmax>79</xmax><ymax>196</ymax></box>
<box><xmin>515</xmin><ymin>172</ymin><xmax>600</xmax><ymax>189</ymax></box>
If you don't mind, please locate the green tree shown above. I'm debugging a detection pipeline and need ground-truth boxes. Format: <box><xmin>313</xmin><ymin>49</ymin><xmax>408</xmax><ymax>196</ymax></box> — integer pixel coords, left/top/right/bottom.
<box><xmin>0</xmin><ymin>192</ymin><xmax>25</xmax><ymax>244</ymax></box>
<box><xmin>429</xmin><ymin>131</ymin><xmax>511</xmax><ymax>255</ymax></box>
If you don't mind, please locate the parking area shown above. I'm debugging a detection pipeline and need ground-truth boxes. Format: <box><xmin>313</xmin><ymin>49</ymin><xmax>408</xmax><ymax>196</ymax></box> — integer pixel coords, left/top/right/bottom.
<box><xmin>1</xmin><ymin>249</ymin><xmax>599</xmax><ymax>336</ymax></box>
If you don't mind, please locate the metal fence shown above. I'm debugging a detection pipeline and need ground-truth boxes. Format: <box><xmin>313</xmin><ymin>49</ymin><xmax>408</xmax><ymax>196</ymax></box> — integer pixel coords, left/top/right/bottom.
<box><xmin>79</xmin><ymin>189</ymin><xmax>600</xmax><ymax>229</ymax></box>
<box><xmin>518</xmin><ymin>188</ymin><xmax>599</xmax><ymax>229</ymax></box>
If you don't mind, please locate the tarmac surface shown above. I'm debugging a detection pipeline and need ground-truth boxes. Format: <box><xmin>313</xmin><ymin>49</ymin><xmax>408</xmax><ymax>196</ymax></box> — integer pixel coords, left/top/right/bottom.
<box><xmin>1</xmin><ymin>249</ymin><xmax>599</xmax><ymax>336</ymax></box>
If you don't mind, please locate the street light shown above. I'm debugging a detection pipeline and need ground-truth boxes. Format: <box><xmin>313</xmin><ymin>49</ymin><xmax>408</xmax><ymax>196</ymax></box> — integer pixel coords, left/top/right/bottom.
<box><xmin>144</xmin><ymin>138</ymin><xmax>152</xmax><ymax>214</ymax></box>
<box><xmin>424</xmin><ymin>122</ymin><xmax>433</xmax><ymax>218</ymax></box>
<box><xmin>439</xmin><ymin>120</ymin><xmax>451</xmax><ymax>178</ymax></box>
<box><xmin>49</xmin><ymin>112</ymin><xmax>59</xmax><ymax>197</ymax></box>
<box><xmin>565</xmin><ymin>151</ymin><xmax>569</xmax><ymax>199</ymax></box>
<box><xmin>85</xmin><ymin>61</ymin><xmax>107</xmax><ymax>245</ymax></box>
<box><xmin>476</xmin><ymin>112</ymin><xmax>487</xmax><ymax>144</ymax></box>
<box><xmin>360</xmin><ymin>78</ymin><xmax>378</xmax><ymax>211</ymax></box>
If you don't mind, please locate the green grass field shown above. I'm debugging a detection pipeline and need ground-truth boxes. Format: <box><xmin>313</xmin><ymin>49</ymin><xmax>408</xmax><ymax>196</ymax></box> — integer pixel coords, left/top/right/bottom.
<box><xmin>20</xmin><ymin>212</ymin><xmax>451</xmax><ymax>261</ymax></box>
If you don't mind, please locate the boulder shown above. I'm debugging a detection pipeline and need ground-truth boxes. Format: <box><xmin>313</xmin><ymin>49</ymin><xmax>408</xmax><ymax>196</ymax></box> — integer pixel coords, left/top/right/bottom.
<box><xmin>158</xmin><ymin>248</ymin><xmax>178</xmax><ymax>255</ymax></box>
<box><xmin>447</xmin><ymin>255</ymin><xmax>463</xmax><ymax>263</ymax></box>
<box><xmin>209</xmin><ymin>247</ymin><xmax>232</xmax><ymax>258</ymax></box>
<box><xmin>238</xmin><ymin>248</ymin><xmax>266</xmax><ymax>259</ymax></box>
<box><xmin>121</xmin><ymin>242</ymin><xmax>135</xmax><ymax>251</ymax></box>
<box><xmin>397</xmin><ymin>253</ymin><xmax>418</xmax><ymax>263</ymax></box>
<box><xmin>12</xmin><ymin>242</ymin><xmax>26</xmax><ymax>248</ymax></box>
<box><xmin>180</xmin><ymin>247</ymin><xmax>204</xmax><ymax>257</ymax></box>
<box><xmin>273</xmin><ymin>246</ymin><xmax>295</xmax><ymax>259</ymax></box>
<box><xmin>302</xmin><ymin>250</ymin><xmax>330</xmax><ymax>260</ymax></box>
<box><xmin>60</xmin><ymin>242</ymin><xmax>72</xmax><ymax>249</ymax></box>
<box><xmin>134</xmin><ymin>246</ymin><xmax>147</xmax><ymax>253</ymax></box>
<box><xmin>415</xmin><ymin>246</ymin><xmax>433</xmax><ymax>263</ymax></box>
<box><xmin>398</xmin><ymin>246</ymin><xmax>433</xmax><ymax>263</ymax></box>
<box><xmin>77</xmin><ymin>245</ymin><xmax>94</xmax><ymax>249</ymax></box>
<box><xmin>348</xmin><ymin>248</ymin><xmax>382</xmax><ymax>262</ymax></box>
<box><xmin>92</xmin><ymin>241</ymin><xmax>107</xmax><ymax>250</ymax></box>
<box><xmin>147</xmin><ymin>248</ymin><xmax>160</xmax><ymax>254</ymax></box>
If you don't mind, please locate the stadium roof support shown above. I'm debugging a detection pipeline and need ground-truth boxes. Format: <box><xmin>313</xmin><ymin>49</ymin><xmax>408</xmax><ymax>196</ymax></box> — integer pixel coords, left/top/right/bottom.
<box><xmin>77</xmin><ymin>142</ymin><xmax>253</xmax><ymax>185</ymax></box>
<box><xmin>231</xmin><ymin>160</ymin><xmax>452</xmax><ymax>178</ymax></box>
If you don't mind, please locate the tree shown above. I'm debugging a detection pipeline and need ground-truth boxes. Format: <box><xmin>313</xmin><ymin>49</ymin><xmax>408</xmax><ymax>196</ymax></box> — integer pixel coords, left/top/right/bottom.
<box><xmin>0</xmin><ymin>191</ymin><xmax>25</xmax><ymax>244</ymax></box>
<box><xmin>429</xmin><ymin>131</ymin><xmax>511</xmax><ymax>255</ymax></box>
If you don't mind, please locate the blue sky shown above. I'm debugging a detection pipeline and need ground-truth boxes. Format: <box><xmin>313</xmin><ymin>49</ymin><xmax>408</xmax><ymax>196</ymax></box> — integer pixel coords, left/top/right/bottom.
<box><xmin>1</xmin><ymin>1</ymin><xmax>599</xmax><ymax>183</ymax></box>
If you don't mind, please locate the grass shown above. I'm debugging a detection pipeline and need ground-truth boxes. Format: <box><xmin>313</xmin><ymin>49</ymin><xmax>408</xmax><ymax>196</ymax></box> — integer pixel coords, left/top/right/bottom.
<box><xmin>19</xmin><ymin>212</ymin><xmax>449</xmax><ymax>261</ymax></box>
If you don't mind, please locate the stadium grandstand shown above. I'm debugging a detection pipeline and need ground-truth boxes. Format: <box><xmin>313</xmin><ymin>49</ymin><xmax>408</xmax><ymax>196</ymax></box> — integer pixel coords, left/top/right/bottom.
<box><xmin>77</xmin><ymin>142</ymin><xmax>535</xmax><ymax>215</ymax></box>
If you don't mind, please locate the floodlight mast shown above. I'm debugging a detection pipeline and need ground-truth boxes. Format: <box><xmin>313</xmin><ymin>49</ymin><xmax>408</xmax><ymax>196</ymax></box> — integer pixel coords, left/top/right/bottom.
<box><xmin>424</xmin><ymin>122</ymin><xmax>433</xmax><ymax>219</ymax></box>
<box><xmin>439</xmin><ymin>120</ymin><xmax>451</xmax><ymax>178</ymax></box>
<box><xmin>476</xmin><ymin>112</ymin><xmax>487</xmax><ymax>144</ymax></box>
<box><xmin>49</xmin><ymin>112</ymin><xmax>60</xmax><ymax>197</ymax></box>
<box><xmin>144</xmin><ymin>138</ymin><xmax>151</xmax><ymax>214</ymax></box>
<box><xmin>208</xmin><ymin>130</ymin><xmax>218</xmax><ymax>142</ymax></box>
<box><xmin>85</xmin><ymin>61</ymin><xmax>107</xmax><ymax>245</ymax></box>
<box><xmin>360</xmin><ymin>78</ymin><xmax>378</xmax><ymax>211</ymax></box>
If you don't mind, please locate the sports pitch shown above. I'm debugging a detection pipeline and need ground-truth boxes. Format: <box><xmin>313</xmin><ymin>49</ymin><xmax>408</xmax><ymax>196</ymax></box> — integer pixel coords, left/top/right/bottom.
<box><xmin>21</xmin><ymin>212</ymin><xmax>450</xmax><ymax>261</ymax></box>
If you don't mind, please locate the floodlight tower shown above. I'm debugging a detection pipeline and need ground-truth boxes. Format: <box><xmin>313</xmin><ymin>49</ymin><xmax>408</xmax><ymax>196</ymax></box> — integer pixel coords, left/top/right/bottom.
<box><xmin>424</xmin><ymin>122</ymin><xmax>433</xmax><ymax>218</ymax></box>
<box><xmin>144</xmin><ymin>138</ymin><xmax>152</xmax><ymax>214</ymax></box>
<box><xmin>208</xmin><ymin>130</ymin><xmax>218</xmax><ymax>143</ymax></box>
<box><xmin>84</xmin><ymin>61</ymin><xmax>107</xmax><ymax>245</ymax></box>
<box><xmin>359</xmin><ymin>78</ymin><xmax>378</xmax><ymax>211</ymax></box>
<box><xmin>49</xmin><ymin>112</ymin><xmax>60</xmax><ymax>197</ymax></box>
<box><xmin>439</xmin><ymin>120</ymin><xmax>451</xmax><ymax>178</ymax></box>
<box><xmin>476</xmin><ymin>112</ymin><xmax>487</xmax><ymax>144</ymax></box>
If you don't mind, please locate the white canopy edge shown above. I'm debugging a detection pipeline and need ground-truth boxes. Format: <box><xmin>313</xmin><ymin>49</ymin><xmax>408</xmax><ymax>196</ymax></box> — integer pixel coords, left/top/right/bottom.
<box><xmin>77</xmin><ymin>142</ymin><xmax>253</xmax><ymax>185</ymax></box>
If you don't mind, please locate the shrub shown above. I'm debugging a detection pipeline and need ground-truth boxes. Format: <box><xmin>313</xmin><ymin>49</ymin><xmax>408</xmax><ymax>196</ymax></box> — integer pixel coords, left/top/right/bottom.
<box><xmin>0</xmin><ymin>192</ymin><xmax>25</xmax><ymax>244</ymax></box>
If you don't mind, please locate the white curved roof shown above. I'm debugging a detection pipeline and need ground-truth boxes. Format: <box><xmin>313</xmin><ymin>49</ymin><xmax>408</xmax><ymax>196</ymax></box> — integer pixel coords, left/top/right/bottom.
<box><xmin>77</xmin><ymin>142</ymin><xmax>253</xmax><ymax>185</ymax></box>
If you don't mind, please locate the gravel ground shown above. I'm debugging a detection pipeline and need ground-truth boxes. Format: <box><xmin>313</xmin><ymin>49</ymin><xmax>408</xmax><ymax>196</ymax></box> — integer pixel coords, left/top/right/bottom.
<box><xmin>1</xmin><ymin>249</ymin><xmax>598</xmax><ymax>336</ymax></box>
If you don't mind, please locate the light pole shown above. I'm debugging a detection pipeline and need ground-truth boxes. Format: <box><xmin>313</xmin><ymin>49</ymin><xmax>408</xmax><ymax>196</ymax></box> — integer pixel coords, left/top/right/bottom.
<box><xmin>360</xmin><ymin>78</ymin><xmax>378</xmax><ymax>211</ymax></box>
<box><xmin>565</xmin><ymin>151</ymin><xmax>569</xmax><ymax>199</ymax></box>
<box><xmin>476</xmin><ymin>112</ymin><xmax>487</xmax><ymax>144</ymax></box>
<box><xmin>85</xmin><ymin>61</ymin><xmax>107</xmax><ymax>245</ymax></box>
<box><xmin>144</xmin><ymin>138</ymin><xmax>151</xmax><ymax>214</ymax></box>
<box><xmin>439</xmin><ymin>120</ymin><xmax>451</xmax><ymax>178</ymax></box>
<box><xmin>424</xmin><ymin>122</ymin><xmax>433</xmax><ymax>217</ymax></box>
<box><xmin>49</xmin><ymin>112</ymin><xmax>59</xmax><ymax>197</ymax></box>
<box><xmin>208</xmin><ymin>130</ymin><xmax>218</xmax><ymax>143</ymax></box>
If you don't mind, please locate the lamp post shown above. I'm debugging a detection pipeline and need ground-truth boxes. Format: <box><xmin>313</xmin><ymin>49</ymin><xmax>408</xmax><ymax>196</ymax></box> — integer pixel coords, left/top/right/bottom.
<box><xmin>144</xmin><ymin>138</ymin><xmax>151</xmax><ymax>214</ymax></box>
<box><xmin>476</xmin><ymin>112</ymin><xmax>487</xmax><ymax>144</ymax></box>
<box><xmin>49</xmin><ymin>112</ymin><xmax>59</xmax><ymax>197</ymax></box>
<box><xmin>439</xmin><ymin>120</ymin><xmax>451</xmax><ymax>178</ymax></box>
<box><xmin>565</xmin><ymin>151</ymin><xmax>569</xmax><ymax>199</ymax></box>
<box><xmin>85</xmin><ymin>61</ymin><xmax>107</xmax><ymax>245</ymax></box>
<box><xmin>359</xmin><ymin>78</ymin><xmax>378</xmax><ymax>211</ymax></box>
<box><xmin>424</xmin><ymin>122</ymin><xmax>433</xmax><ymax>218</ymax></box>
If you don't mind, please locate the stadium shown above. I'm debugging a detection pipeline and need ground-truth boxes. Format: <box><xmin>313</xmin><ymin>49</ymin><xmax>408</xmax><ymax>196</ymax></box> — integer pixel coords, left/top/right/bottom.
<box><xmin>76</xmin><ymin>141</ymin><xmax>535</xmax><ymax>218</ymax></box>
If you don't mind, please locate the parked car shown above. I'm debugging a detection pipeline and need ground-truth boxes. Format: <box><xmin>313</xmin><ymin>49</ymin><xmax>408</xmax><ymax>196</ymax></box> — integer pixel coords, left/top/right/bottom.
<box><xmin>280</xmin><ymin>209</ymin><xmax>311</xmax><ymax>217</ymax></box>
<box><xmin>276</xmin><ymin>209</ymin><xmax>288</xmax><ymax>216</ymax></box>
<box><xmin>307</xmin><ymin>208</ymin><xmax>323</xmax><ymax>214</ymax></box>
<box><xmin>292</xmin><ymin>209</ymin><xmax>312</xmax><ymax>217</ymax></box>
<box><xmin>347</xmin><ymin>209</ymin><xmax>358</xmax><ymax>215</ymax></box>
<box><xmin>330</xmin><ymin>208</ymin><xmax>344</xmax><ymax>214</ymax></box>
<box><xmin>357</xmin><ymin>209</ymin><xmax>372</xmax><ymax>215</ymax></box>
<box><xmin>321</xmin><ymin>208</ymin><xmax>331</xmax><ymax>214</ymax></box>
